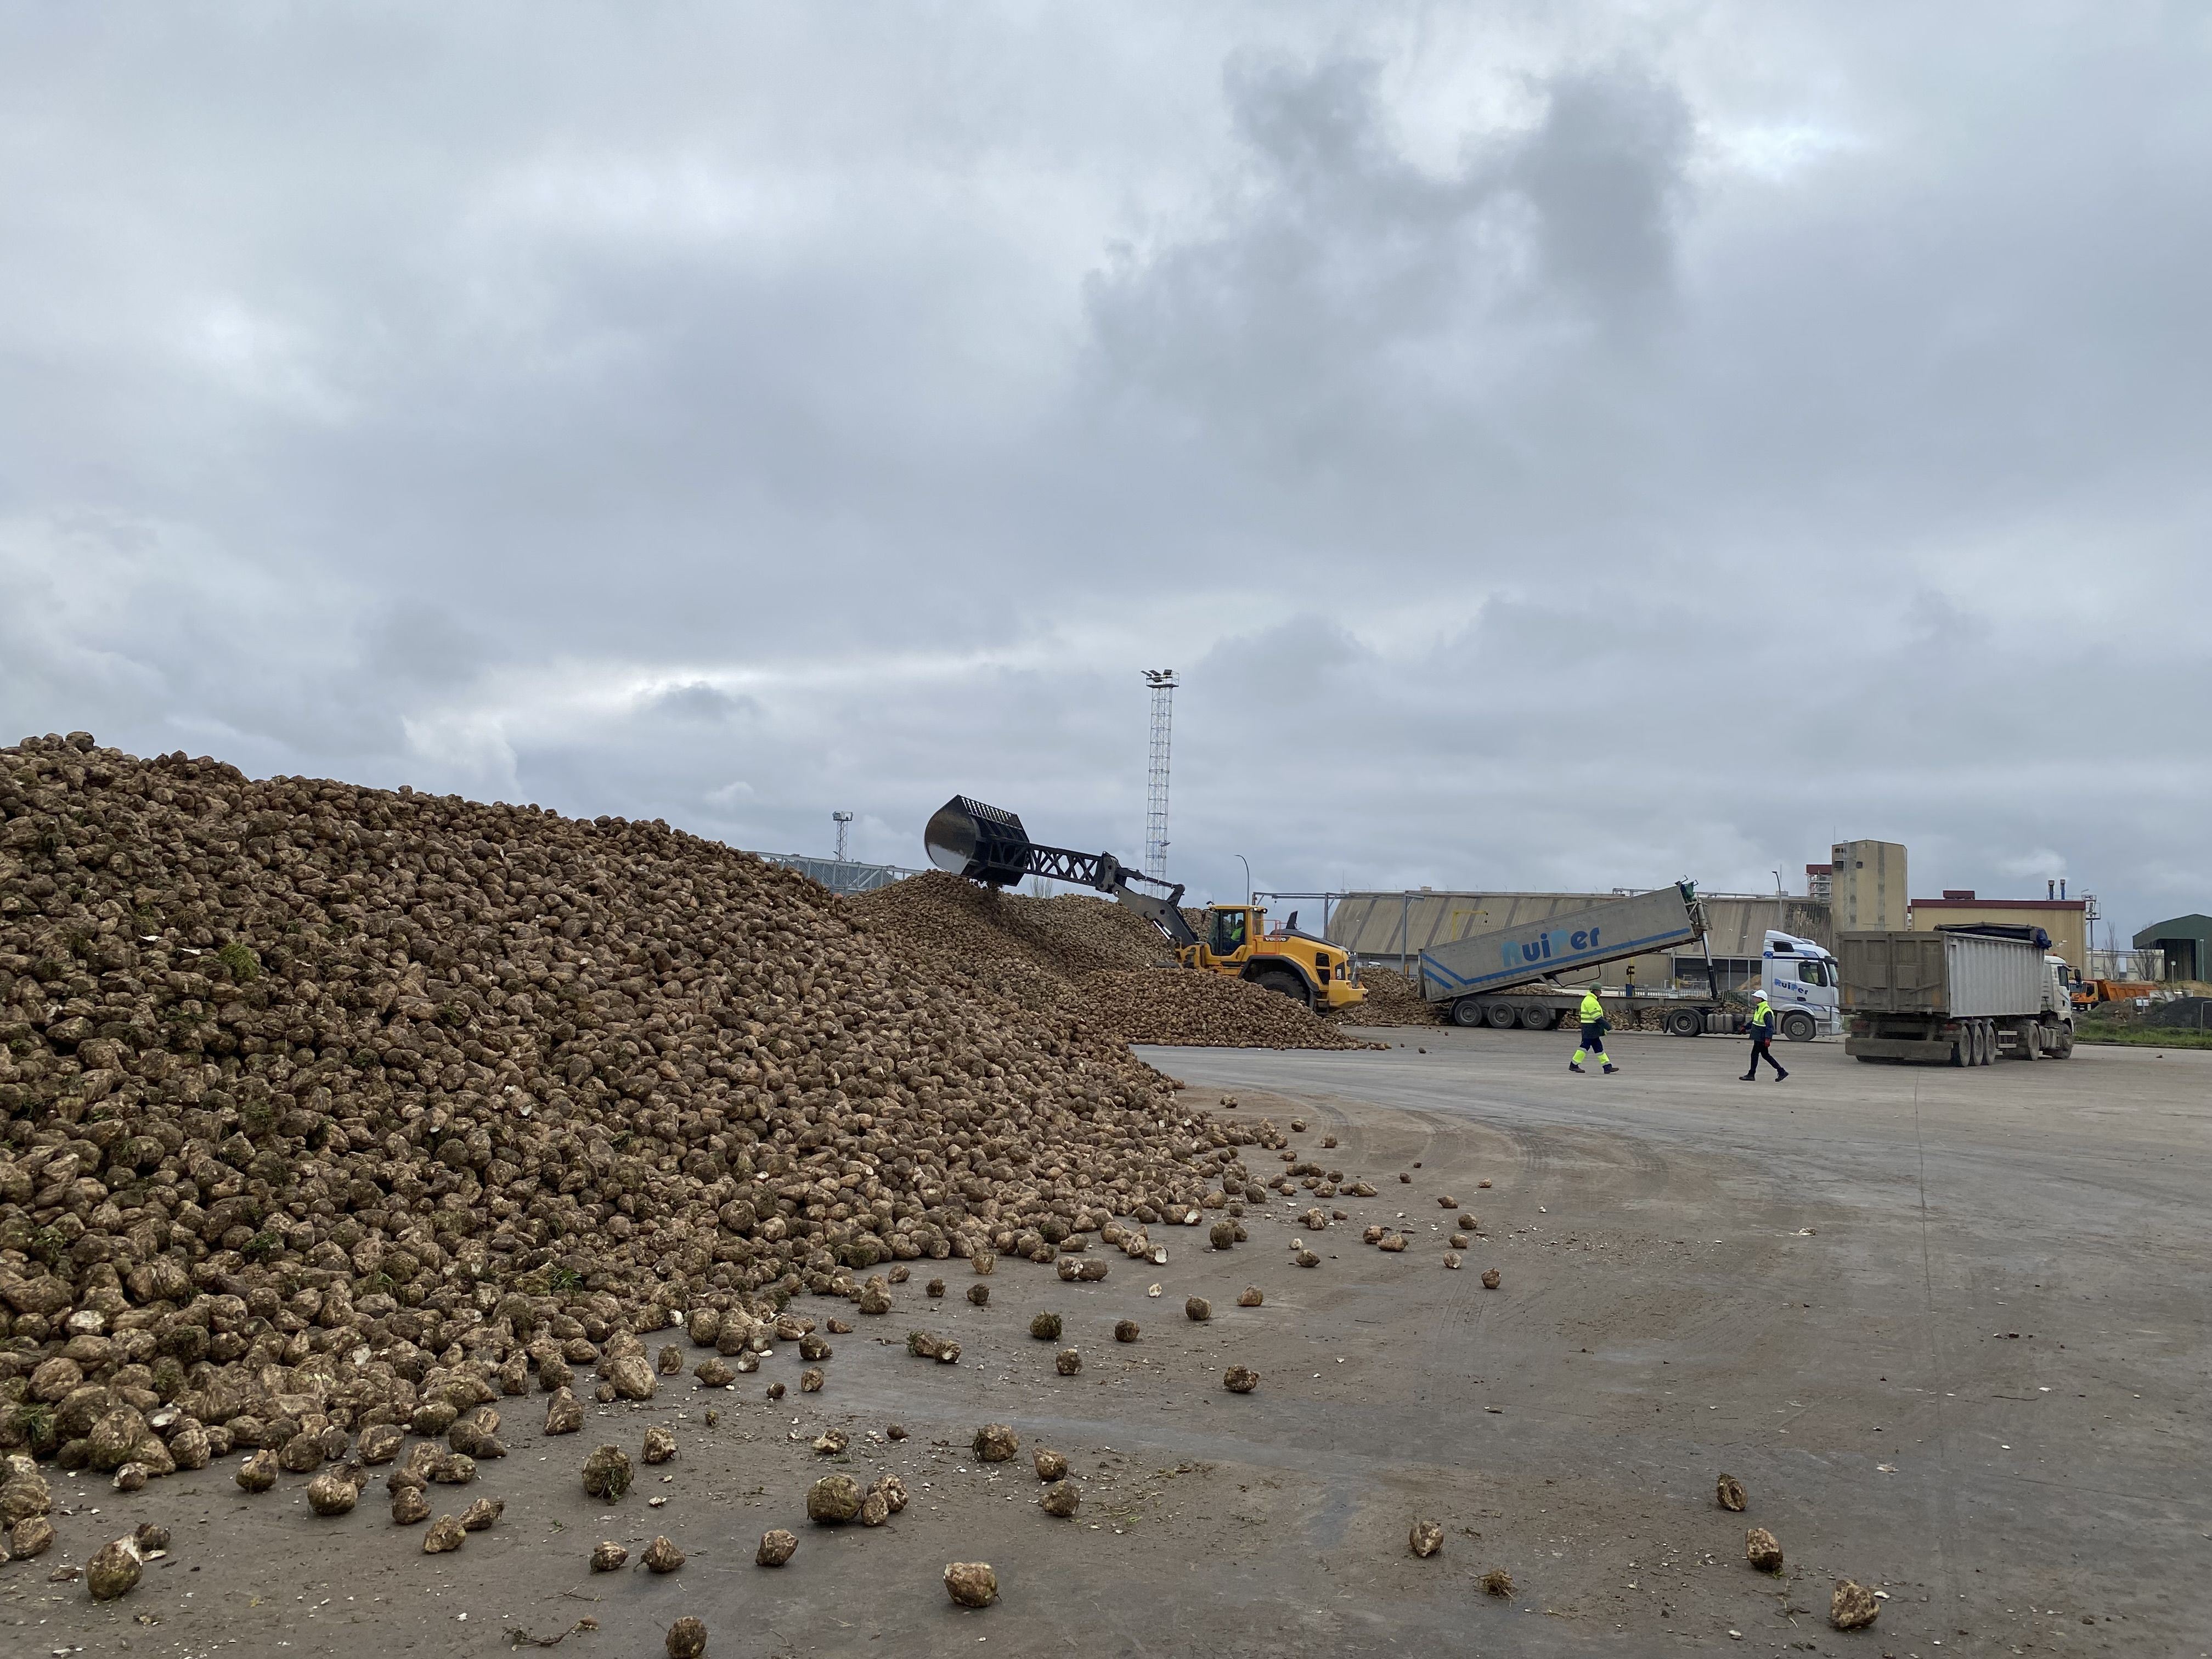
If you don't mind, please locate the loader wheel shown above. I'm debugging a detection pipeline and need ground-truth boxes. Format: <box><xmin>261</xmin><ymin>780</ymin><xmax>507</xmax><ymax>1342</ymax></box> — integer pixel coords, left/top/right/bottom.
<box><xmin>1781</xmin><ymin>1011</ymin><xmax>1816</xmax><ymax>1043</ymax></box>
<box><xmin>1253</xmin><ymin>970</ymin><xmax>1312</xmax><ymax>1009</ymax></box>
<box><xmin>1664</xmin><ymin>1008</ymin><xmax>1703</xmax><ymax>1039</ymax></box>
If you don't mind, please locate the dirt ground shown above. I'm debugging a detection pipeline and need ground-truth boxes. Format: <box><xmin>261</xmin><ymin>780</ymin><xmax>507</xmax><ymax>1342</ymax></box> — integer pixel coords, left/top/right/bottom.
<box><xmin>8</xmin><ymin>1028</ymin><xmax>2208</xmax><ymax>1657</ymax></box>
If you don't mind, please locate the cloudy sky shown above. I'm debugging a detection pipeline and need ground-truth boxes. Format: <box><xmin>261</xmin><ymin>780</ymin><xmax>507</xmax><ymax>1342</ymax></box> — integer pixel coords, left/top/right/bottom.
<box><xmin>4</xmin><ymin>3</ymin><xmax>2207</xmax><ymax>943</ymax></box>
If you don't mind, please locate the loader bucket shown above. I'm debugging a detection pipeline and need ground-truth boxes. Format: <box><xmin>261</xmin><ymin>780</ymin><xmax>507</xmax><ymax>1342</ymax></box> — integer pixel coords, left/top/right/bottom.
<box><xmin>923</xmin><ymin>795</ymin><xmax>1033</xmax><ymax>888</ymax></box>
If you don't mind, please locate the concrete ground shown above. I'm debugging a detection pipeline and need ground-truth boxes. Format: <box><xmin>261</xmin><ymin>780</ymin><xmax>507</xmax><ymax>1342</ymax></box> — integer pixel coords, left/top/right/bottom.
<box><xmin>8</xmin><ymin>1029</ymin><xmax>2208</xmax><ymax>1657</ymax></box>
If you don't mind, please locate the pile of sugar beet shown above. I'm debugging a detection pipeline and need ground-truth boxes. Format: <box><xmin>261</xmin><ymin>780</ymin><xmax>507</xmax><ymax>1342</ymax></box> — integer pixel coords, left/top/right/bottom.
<box><xmin>0</xmin><ymin>733</ymin><xmax>1286</xmax><ymax>1495</ymax></box>
<box><xmin>848</xmin><ymin>872</ymin><xmax>1375</xmax><ymax>1049</ymax></box>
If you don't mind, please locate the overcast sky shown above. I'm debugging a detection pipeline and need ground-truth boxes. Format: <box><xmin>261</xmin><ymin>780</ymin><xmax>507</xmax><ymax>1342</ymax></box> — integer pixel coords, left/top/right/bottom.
<box><xmin>4</xmin><ymin>3</ymin><xmax>2207</xmax><ymax>945</ymax></box>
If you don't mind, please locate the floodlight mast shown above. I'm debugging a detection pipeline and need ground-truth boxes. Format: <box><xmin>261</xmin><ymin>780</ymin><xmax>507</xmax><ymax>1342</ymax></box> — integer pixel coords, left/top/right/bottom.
<box><xmin>1143</xmin><ymin>669</ymin><xmax>1177</xmax><ymax>881</ymax></box>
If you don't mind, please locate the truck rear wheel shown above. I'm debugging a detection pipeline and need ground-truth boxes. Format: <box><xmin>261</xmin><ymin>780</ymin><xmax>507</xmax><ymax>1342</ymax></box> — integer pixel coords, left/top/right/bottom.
<box><xmin>1664</xmin><ymin>1008</ymin><xmax>1703</xmax><ymax>1039</ymax></box>
<box><xmin>1781</xmin><ymin>1011</ymin><xmax>1816</xmax><ymax>1043</ymax></box>
<box><xmin>1451</xmin><ymin>997</ymin><xmax>1486</xmax><ymax>1028</ymax></box>
<box><xmin>1520</xmin><ymin>1007</ymin><xmax>1559</xmax><ymax>1031</ymax></box>
<box><xmin>1485</xmin><ymin>1002</ymin><xmax>1516</xmax><ymax>1029</ymax></box>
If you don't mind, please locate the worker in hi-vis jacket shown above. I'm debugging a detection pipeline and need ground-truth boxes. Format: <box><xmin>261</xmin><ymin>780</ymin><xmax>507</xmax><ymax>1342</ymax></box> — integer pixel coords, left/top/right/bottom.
<box><xmin>1569</xmin><ymin>986</ymin><xmax>1618</xmax><ymax>1075</ymax></box>
<box><xmin>1742</xmin><ymin>990</ymin><xmax>1788</xmax><ymax>1081</ymax></box>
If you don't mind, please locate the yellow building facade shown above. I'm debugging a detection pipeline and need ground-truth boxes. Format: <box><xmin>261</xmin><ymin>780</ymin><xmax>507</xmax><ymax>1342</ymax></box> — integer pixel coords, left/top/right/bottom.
<box><xmin>1908</xmin><ymin>891</ymin><xmax>2089</xmax><ymax>970</ymax></box>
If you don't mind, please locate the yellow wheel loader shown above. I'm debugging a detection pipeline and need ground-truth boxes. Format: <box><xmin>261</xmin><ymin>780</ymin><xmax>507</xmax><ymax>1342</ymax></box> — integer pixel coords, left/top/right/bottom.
<box><xmin>924</xmin><ymin>795</ymin><xmax>1365</xmax><ymax>1013</ymax></box>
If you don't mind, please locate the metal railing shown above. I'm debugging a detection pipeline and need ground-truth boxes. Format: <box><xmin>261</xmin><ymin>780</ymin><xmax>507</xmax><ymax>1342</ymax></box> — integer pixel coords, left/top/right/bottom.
<box><xmin>756</xmin><ymin>852</ymin><xmax>923</xmax><ymax>895</ymax></box>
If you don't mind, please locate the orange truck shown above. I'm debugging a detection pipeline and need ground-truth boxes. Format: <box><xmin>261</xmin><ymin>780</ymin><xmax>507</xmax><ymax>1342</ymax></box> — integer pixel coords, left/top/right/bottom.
<box><xmin>2073</xmin><ymin>977</ymin><xmax>2157</xmax><ymax>1010</ymax></box>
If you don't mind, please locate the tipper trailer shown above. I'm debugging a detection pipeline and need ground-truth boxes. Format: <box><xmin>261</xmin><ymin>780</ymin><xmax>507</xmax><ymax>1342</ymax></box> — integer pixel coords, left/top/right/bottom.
<box><xmin>1841</xmin><ymin>927</ymin><xmax>2076</xmax><ymax>1064</ymax></box>
<box><xmin>1414</xmin><ymin>884</ymin><xmax>1842</xmax><ymax>1040</ymax></box>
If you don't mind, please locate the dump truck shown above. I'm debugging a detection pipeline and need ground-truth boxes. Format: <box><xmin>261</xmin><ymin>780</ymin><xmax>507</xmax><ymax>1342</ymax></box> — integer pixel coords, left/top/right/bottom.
<box><xmin>923</xmin><ymin>795</ymin><xmax>1365</xmax><ymax>1012</ymax></box>
<box><xmin>1840</xmin><ymin>926</ymin><xmax>2075</xmax><ymax>1064</ymax></box>
<box><xmin>1414</xmin><ymin>886</ymin><xmax>1842</xmax><ymax>1040</ymax></box>
<box><xmin>2072</xmin><ymin>975</ymin><xmax>2159</xmax><ymax>1011</ymax></box>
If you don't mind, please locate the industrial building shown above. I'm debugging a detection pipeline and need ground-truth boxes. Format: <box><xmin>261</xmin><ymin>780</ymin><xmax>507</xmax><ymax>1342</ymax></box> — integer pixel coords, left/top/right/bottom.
<box><xmin>1323</xmin><ymin>834</ymin><xmax>2113</xmax><ymax>993</ymax></box>
<box><xmin>2134</xmin><ymin>914</ymin><xmax>2212</xmax><ymax>984</ymax></box>
<box><xmin>1828</xmin><ymin>840</ymin><xmax>1909</xmax><ymax>932</ymax></box>
<box><xmin>1907</xmin><ymin>888</ymin><xmax>2089</xmax><ymax>970</ymax></box>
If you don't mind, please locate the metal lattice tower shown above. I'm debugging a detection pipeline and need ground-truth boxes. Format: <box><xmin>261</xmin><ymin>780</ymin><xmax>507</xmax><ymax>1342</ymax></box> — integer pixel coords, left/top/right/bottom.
<box><xmin>1143</xmin><ymin>669</ymin><xmax>1177</xmax><ymax>880</ymax></box>
<box><xmin>832</xmin><ymin>811</ymin><xmax>854</xmax><ymax>862</ymax></box>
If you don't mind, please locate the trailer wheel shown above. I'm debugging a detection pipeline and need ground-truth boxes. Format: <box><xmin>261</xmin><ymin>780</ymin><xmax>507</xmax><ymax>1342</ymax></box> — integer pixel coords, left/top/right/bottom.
<box><xmin>1484</xmin><ymin>1002</ymin><xmax>1516</xmax><ymax>1029</ymax></box>
<box><xmin>1663</xmin><ymin>1008</ymin><xmax>1703</xmax><ymax>1039</ymax></box>
<box><xmin>1977</xmin><ymin>1019</ymin><xmax>1996</xmax><ymax>1065</ymax></box>
<box><xmin>1520</xmin><ymin>1007</ymin><xmax>1559</xmax><ymax>1031</ymax></box>
<box><xmin>1781</xmin><ymin>1011</ymin><xmax>1816</xmax><ymax>1043</ymax></box>
<box><xmin>1451</xmin><ymin>997</ymin><xmax>1486</xmax><ymax>1028</ymax></box>
<box><xmin>2051</xmin><ymin>1023</ymin><xmax>2074</xmax><ymax>1059</ymax></box>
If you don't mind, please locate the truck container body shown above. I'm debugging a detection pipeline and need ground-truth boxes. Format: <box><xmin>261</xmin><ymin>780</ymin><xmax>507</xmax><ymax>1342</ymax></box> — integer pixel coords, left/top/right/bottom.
<box><xmin>1416</xmin><ymin>888</ymin><xmax>1841</xmax><ymax>1041</ymax></box>
<box><xmin>1419</xmin><ymin>885</ymin><xmax>1703</xmax><ymax>1002</ymax></box>
<box><xmin>1839</xmin><ymin>929</ymin><xmax>2074</xmax><ymax>1065</ymax></box>
<box><xmin>1840</xmin><ymin>931</ymin><xmax>2045</xmax><ymax>1018</ymax></box>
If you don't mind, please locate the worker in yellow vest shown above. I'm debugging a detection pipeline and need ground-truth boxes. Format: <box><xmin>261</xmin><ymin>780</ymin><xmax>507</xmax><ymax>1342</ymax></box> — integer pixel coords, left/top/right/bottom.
<box><xmin>1742</xmin><ymin>989</ymin><xmax>1788</xmax><ymax>1081</ymax></box>
<box><xmin>1569</xmin><ymin>987</ymin><xmax>1618</xmax><ymax>1075</ymax></box>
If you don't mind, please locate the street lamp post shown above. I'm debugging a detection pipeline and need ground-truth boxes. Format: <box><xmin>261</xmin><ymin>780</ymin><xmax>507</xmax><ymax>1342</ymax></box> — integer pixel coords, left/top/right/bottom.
<box><xmin>1235</xmin><ymin>854</ymin><xmax>1251</xmax><ymax>906</ymax></box>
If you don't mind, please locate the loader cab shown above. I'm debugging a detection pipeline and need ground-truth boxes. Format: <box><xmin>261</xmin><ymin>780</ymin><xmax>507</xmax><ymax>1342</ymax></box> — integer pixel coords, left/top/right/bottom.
<box><xmin>1205</xmin><ymin>906</ymin><xmax>1255</xmax><ymax>961</ymax></box>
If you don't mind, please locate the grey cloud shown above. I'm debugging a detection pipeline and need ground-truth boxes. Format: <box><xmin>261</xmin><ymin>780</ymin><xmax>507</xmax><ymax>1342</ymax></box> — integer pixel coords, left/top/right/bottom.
<box><xmin>1509</xmin><ymin>72</ymin><xmax>1690</xmax><ymax>323</ymax></box>
<box><xmin>641</xmin><ymin>681</ymin><xmax>758</xmax><ymax>724</ymax></box>
<box><xmin>1</xmin><ymin>5</ymin><xmax>2208</xmax><ymax>940</ymax></box>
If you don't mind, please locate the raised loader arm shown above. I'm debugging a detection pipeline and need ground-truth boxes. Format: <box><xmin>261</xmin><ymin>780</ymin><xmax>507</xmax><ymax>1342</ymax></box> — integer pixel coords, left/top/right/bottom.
<box><xmin>923</xmin><ymin>794</ymin><xmax>1199</xmax><ymax>949</ymax></box>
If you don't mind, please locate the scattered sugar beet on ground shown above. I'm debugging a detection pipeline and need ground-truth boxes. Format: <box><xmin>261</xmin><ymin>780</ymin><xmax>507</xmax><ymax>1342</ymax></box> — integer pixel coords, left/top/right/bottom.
<box><xmin>0</xmin><ymin>733</ymin><xmax>1296</xmax><ymax>1487</ymax></box>
<box><xmin>849</xmin><ymin>872</ymin><xmax>1371</xmax><ymax>1050</ymax></box>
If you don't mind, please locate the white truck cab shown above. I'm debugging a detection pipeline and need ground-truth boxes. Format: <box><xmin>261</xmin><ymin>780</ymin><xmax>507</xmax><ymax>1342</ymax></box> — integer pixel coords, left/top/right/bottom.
<box><xmin>1762</xmin><ymin>929</ymin><xmax>1842</xmax><ymax>1036</ymax></box>
<box><xmin>2042</xmin><ymin>956</ymin><xmax>2077</xmax><ymax>1018</ymax></box>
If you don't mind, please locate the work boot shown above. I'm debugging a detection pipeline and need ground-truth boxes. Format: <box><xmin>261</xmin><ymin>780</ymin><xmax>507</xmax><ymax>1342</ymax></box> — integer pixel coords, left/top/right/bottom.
<box><xmin>1567</xmin><ymin>1063</ymin><xmax>1584</xmax><ymax>1074</ymax></box>
<box><xmin>1775</xmin><ymin>1069</ymin><xmax>1788</xmax><ymax>1081</ymax></box>
<box><xmin>1740</xmin><ymin>1073</ymin><xmax>1756</xmax><ymax>1081</ymax></box>
<box><xmin>1601</xmin><ymin>1064</ymin><xmax>1620</xmax><ymax>1075</ymax></box>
